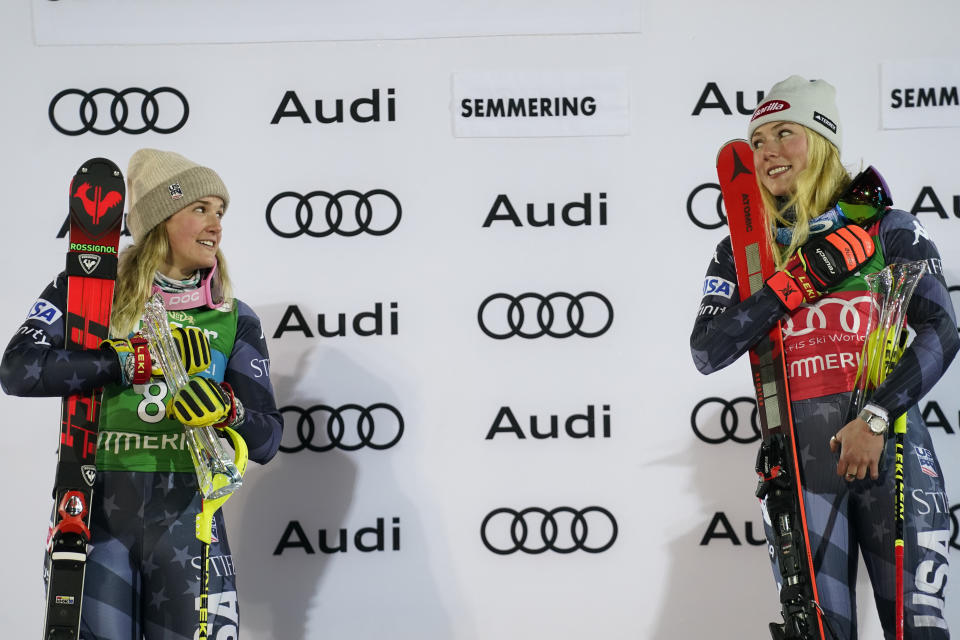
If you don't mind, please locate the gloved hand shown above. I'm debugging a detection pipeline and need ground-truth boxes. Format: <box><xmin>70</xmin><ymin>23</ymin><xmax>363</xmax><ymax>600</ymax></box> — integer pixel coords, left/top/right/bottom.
<box><xmin>101</xmin><ymin>335</ymin><xmax>151</xmax><ymax>385</ymax></box>
<box><xmin>166</xmin><ymin>377</ymin><xmax>235</xmax><ymax>428</ymax></box>
<box><xmin>155</xmin><ymin>326</ymin><xmax>212</xmax><ymax>377</ymax></box>
<box><xmin>766</xmin><ymin>224</ymin><xmax>874</xmax><ymax>311</ymax></box>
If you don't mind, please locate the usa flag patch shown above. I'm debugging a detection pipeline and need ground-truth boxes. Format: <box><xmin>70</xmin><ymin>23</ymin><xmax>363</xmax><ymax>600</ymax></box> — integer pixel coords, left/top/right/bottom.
<box><xmin>914</xmin><ymin>446</ymin><xmax>939</xmax><ymax>478</ymax></box>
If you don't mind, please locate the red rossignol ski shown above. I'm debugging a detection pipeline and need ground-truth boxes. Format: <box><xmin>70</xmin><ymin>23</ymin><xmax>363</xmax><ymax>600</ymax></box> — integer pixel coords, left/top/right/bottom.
<box><xmin>43</xmin><ymin>158</ymin><xmax>125</xmax><ymax>640</ymax></box>
<box><xmin>716</xmin><ymin>140</ymin><xmax>828</xmax><ymax>640</ymax></box>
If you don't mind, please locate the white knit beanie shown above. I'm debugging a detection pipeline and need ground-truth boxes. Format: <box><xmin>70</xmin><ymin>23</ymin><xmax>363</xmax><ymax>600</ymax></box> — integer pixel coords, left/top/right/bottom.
<box><xmin>748</xmin><ymin>75</ymin><xmax>842</xmax><ymax>153</ymax></box>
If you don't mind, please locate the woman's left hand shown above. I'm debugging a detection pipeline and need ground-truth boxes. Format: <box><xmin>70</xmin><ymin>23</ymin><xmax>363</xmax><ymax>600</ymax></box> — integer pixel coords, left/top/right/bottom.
<box><xmin>828</xmin><ymin>417</ymin><xmax>885</xmax><ymax>481</ymax></box>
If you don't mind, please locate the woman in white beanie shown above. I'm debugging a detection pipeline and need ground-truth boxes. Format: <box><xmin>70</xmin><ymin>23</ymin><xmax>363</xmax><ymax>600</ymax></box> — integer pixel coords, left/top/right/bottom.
<box><xmin>1</xmin><ymin>149</ymin><xmax>282</xmax><ymax>639</ymax></box>
<box><xmin>691</xmin><ymin>77</ymin><xmax>957</xmax><ymax>638</ymax></box>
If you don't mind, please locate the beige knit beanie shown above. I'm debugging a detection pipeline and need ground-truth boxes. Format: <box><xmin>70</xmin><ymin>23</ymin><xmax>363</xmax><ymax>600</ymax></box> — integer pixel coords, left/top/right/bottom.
<box><xmin>126</xmin><ymin>149</ymin><xmax>230</xmax><ymax>244</ymax></box>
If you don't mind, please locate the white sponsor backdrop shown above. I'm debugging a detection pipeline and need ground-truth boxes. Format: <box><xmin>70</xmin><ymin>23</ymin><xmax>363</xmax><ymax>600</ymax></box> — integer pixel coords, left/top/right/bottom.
<box><xmin>30</xmin><ymin>0</ymin><xmax>643</xmax><ymax>44</ymax></box>
<box><xmin>2</xmin><ymin>1</ymin><xmax>960</xmax><ymax>638</ymax></box>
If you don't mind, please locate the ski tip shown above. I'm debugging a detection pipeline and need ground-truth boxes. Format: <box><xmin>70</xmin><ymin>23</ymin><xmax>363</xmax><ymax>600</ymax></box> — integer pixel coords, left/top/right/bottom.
<box><xmin>74</xmin><ymin>157</ymin><xmax>124</xmax><ymax>181</ymax></box>
<box><xmin>69</xmin><ymin>157</ymin><xmax>126</xmax><ymax>240</ymax></box>
<box><xmin>715</xmin><ymin>138</ymin><xmax>750</xmax><ymax>166</ymax></box>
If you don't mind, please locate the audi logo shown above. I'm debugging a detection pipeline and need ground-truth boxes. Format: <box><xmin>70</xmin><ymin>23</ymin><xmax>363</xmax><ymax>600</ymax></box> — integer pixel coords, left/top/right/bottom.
<box><xmin>691</xmin><ymin>397</ymin><xmax>761</xmax><ymax>444</ymax></box>
<box><xmin>278</xmin><ymin>404</ymin><xmax>403</xmax><ymax>452</ymax></box>
<box><xmin>480</xmin><ymin>506</ymin><xmax>618</xmax><ymax>554</ymax></box>
<box><xmin>265</xmin><ymin>190</ymin><xmax>402</xmax><ymax>238</ymax></box>
<box><xmin>48</xmin><ymin>87</ymin><xmax>189</xmax><ymax>136</ymax></box>
<box><xmin>477</xmin><ymin>292</ymin><xmax>613</xmax><ymax>339</ymax></box>
<box><xmin>782</xmin><ymin>295</ymin><xmax>873</xmax><ymax>338</ymax></box>
<box><xmin>951</xmin><ymin>504</ymin><xmax>960</xmax><ymax>551</ymax></box>
<box><xmin>949</xmin><ymin>285</ymin><xmax>960</xmax><ymax>333</ymax></box>
<box><xmin>686</xmin><ymin>183</ymin><xmax>727</xmax><ymax>230</ymax></box>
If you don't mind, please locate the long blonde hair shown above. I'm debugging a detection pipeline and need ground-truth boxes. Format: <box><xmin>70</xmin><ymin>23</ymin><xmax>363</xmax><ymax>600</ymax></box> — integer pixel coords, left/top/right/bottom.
<box><xmin>759</xmin><ymin>128</ymin><xmax>850</xmax><ymax>268</ymax></box>
<box><xmin>110</xmin><ymin>225</ymin><xmax>233</xmax><ymax>336</ymax></box>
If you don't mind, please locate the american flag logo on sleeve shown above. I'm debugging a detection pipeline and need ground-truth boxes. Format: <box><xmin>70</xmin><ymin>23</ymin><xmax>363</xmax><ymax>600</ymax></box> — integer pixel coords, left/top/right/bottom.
<box><xmin>914</xmin><ymin>446</ymin><xmax>939</xmax><ymax>478</ymax></box>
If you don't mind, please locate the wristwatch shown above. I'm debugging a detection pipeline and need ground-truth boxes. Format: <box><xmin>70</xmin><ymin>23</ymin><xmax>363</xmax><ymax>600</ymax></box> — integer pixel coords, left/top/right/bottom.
<box><xmin>857</xmin><ymin>405</ymin><xmax>889</xmax><ymax>436</ymax></box>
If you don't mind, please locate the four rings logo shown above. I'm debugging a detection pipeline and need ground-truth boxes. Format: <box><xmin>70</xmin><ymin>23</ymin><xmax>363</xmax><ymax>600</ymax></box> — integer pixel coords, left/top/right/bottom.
<box><xmin>691</xmin><ymin>397</ymin><xmax>760</xmax><ymax>444</ymax></box>
<box><xmin>278</xmin><ymin>404</ymin><xmax>403</xmax><ymax>452</ymax></box>
<box><xmin>49</xmin><ymin>87</ymin><xmax>189</xmax><ymax>136</ymax></box>
<box><xmin>951</xmin><ymin>504</ymin><xmax>960</xmax><ymax>550</ymax></box>
<box><xmin>265</xmin><ymin>190</ymin><xmax>402</xmax><ymax>238</ymax></box>
<box><xmin>478</xmin><ymin>291</ymin><xmax>613</xmax><ymax>339</ymax></box>
<box><xmin>781</xmin><ymin>295</ymin><xmax>872</xmax><ymax>338</ymax></box>
<box><xmin>686</xmin><ymin>183</ymin><xmax>727</xmax><ymax>230</ymax></box>
<box><xmin>949</xmin><ymin>285</ymin><xmax>960</xmax><ymax>333</ymax></box>
<box><xmin>480</xmin><ymin>506</ymin><xmax>618</xmax><ymax>554</ymax></box>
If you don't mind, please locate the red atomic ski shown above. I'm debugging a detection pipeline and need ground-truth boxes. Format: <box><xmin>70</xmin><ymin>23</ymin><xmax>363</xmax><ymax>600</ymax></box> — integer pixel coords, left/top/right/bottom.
<box><xmin>716</xmin><ymin>140</ymin><xmax>827</xmax><ymax>640</ymax></box>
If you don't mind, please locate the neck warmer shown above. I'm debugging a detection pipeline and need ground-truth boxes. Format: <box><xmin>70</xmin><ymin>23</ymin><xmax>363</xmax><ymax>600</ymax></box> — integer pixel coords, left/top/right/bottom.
<box><xmin>774</xmin><ymin>204</ymin><xmax>843</xmax><ymax>246</ymax></box>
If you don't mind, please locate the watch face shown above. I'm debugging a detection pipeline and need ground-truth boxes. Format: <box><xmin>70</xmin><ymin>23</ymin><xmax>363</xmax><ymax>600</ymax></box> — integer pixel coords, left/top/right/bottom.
<box><xmin>868</xmin><ymin>417</ymin><xmax>886</xmax><ymax>434</ymax></box>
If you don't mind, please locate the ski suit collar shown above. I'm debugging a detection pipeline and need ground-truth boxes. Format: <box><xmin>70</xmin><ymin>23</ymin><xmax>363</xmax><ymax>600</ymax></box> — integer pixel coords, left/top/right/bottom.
<box><xmin>151</xmin><ymin>260</ymin><xmax>224</xmax><ymax>311</ymax></box>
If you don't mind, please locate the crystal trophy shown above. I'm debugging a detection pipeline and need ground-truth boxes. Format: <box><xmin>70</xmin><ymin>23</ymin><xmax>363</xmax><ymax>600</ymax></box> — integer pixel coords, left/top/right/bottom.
<box><xmin>140</xmin><ymin>293</ymin><xmax>243</xmax><ymax>499</ymax></box>
<box><xmin>846</xmin><ymin>260</ymin><xmax>928</xmax><ymax>419</ymax></box>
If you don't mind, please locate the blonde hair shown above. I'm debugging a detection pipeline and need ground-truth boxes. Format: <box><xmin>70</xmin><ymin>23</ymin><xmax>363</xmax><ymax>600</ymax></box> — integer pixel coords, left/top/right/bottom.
<box><xmin>759</xmin><ymin>128</ymin><xmax>850</xmax><ymax>269</ymax></box>
<box><xmin>110</xmin><ymin>225</ymin><xmax>233</xmax><ymax>336</ymax></box>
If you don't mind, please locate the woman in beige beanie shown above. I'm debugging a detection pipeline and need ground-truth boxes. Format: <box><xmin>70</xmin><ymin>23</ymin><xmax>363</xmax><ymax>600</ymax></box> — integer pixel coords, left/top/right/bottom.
<box><xmin>0</xmin><ymin>149</ymin><xmax>282</xmax><ymax>638</ymax></box>
<box><xmin>691</xmin><ymin>77</ymin><xmax>956</xmax><ymax>638</ymax></box>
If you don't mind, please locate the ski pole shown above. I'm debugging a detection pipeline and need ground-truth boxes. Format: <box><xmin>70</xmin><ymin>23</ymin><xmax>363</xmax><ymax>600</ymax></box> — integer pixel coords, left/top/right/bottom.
<box><xmin>195</xmin><ymin>426</ymin><xmax>248</xmax><ymax>640</ymax></box>
<box><xmin>893</xmin><ymin>413</ymin><xmax>906</xmax><ymax>640</ymax></box>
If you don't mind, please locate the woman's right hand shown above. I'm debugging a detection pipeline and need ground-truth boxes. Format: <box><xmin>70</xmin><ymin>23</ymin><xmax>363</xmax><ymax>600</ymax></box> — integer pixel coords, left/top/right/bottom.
<box><xmin>101</xmin><ymin>335</ymin><xmax>151</xmax><ymax>385</ymax></box>
<box><xmin>103</xmin><ymin>326</ymin><xmax>211</xmax><ymax>385</ymax></box>
<box><xmin>766</xmin><ymin>224</ymin><xmax>875</xmax><ymax>310</ymax></box>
